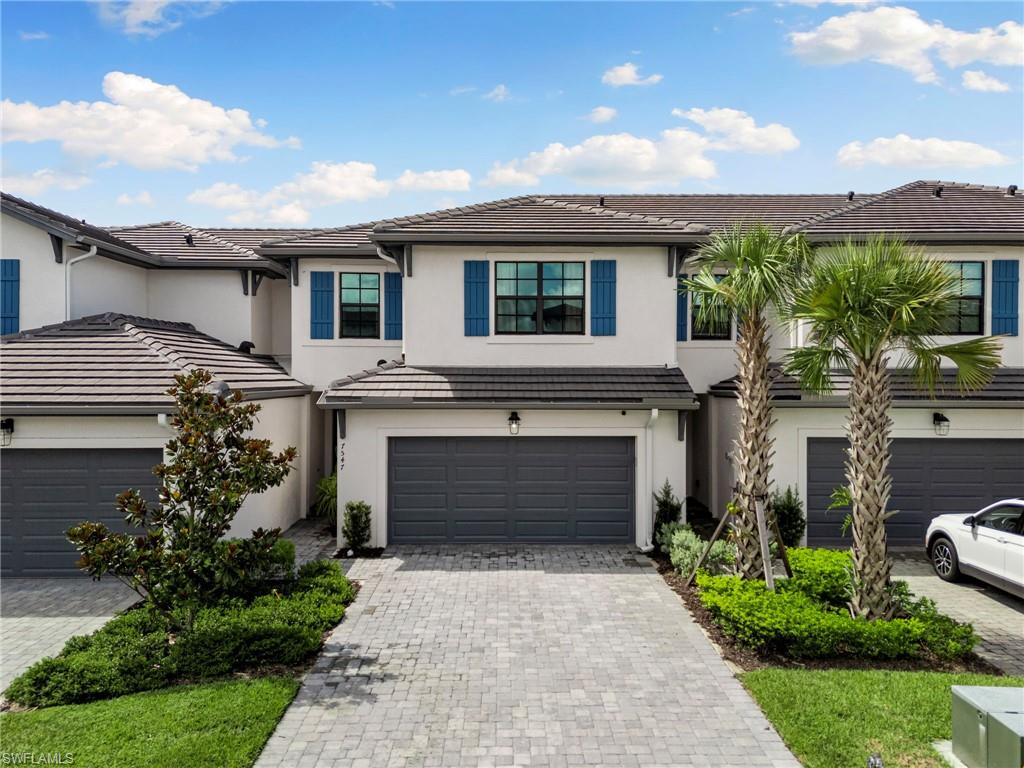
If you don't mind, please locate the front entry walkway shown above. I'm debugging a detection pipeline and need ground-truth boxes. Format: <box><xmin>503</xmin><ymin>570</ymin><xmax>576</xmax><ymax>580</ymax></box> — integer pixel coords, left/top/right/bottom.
<box><xmin>257</xmin><ymin>547</ymin><xmax>798</xmax><ymax>768</ymax></box>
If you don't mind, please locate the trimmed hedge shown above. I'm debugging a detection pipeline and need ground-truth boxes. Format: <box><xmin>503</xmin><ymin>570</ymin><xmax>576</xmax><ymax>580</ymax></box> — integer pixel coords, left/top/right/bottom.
<box><xmin>696</xmin><ymin>550</ymin><xmax>976</xmax><ymax>661</ymax></box>
<box><xmin>5</xmin><ymin>560</ymin><xmax>355</xmax><ymax>708</ymax></box>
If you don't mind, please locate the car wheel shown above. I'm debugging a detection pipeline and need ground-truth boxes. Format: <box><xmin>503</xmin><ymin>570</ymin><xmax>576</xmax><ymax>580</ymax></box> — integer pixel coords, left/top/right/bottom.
<box><xmin>930</xmin><ymin>537</ymin><xmax>960</xmax><ymax>581</ymax></box>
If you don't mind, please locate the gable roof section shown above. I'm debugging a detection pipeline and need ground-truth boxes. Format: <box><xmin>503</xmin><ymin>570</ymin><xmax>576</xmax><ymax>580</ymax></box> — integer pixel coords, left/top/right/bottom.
<box><xmin>787</xmin><ymin>180</ymin><xmax>1024</xmax><ymax>240</ymax></box>
<box><xmin>370</xmin><ymin>196</ymin><xmax>711</xmax><ymax>244</ymax></box>
<box><xmin>320</xmin><ymin>362</ymin><xmax>697</xmax><ymax>409</ymax></box>
<box><xmin>0</xmin><ymin>313</ymin><xmax>309</xmax><ymax>414</ymax></box>
<box><xmin>107</xmin><ymin>222</ymin><xmax>286</xmax><ymax>274</ymax></box>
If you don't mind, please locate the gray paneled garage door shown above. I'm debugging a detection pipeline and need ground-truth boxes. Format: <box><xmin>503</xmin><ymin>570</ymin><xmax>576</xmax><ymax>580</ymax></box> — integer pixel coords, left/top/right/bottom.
<box><xmin>807</xmin><ymin>437</ymin><xmax>1024</xmax><ymax>548</ymax></box>
<box><xmin>388</xmin><ymin>436</ymin><xmax>635</xmax><ymax>543</ymax></box>
<box><xmin>1</xmin><ymin>448</ymin><xmax>162</xmax><ymax>577</ymax></box>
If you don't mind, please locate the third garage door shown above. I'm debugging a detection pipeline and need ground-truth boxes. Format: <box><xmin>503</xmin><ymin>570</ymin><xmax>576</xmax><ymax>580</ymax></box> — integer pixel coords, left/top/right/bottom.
<box><xmin>806</xmin><ymin>437</ymin><xmax>1024</xmax><ymax>548</ymax></box>
<box><xmin>388</xmin><ymin>436</ymin><xmax>635</xmax><ymax>544</ymax></box>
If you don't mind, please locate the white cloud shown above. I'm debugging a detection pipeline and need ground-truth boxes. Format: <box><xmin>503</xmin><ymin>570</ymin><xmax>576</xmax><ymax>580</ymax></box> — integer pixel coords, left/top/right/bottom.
<box><xmin>94</xmin><ymin>1</ymin><xmax>224</xmax><ymax>37</ymax></box>
<box><xmin>961</xmin><ymin>69</ymin><xmax>1011</xmax><ymax>92</ymax></box>
<box><xmin>116</xmin><ymin>190</ymin><xmax>154</xmax><ymax>206</ymax></box>
<box><xmin>18</xmin><ymin>31</ymin><xmax>50</xmax><ymax>41</ymax></box>
<box><xmin>2</xmin><ymin>71</ymin><xmax>300</xmax><ymax>172</ymax></box>
<box><xmin>837</xmin><ymin>134</ymin><xmax>1010</xmax><ymax>168</ymax></box>
<box><xmin>601</xmin><ymin>62</ymin><xmax>663</xmax><ymax>87</ymax></box>
<box><xmin>2</xmin><ymin>169</ymin><xmax>92</xmax><ymax>197</ymax></box>
<box><xmin>483</xmin><ymin>129</ymin><xmax>716</xmax><ymax>189</ymax></box>
<box><xmin>449</xmin><ymin>85</ymin><xmax>477</xmax><ymax>96</ymax></box>
<box><xmin>483</xmin><ymin>84</ymin><xmax>510</xmax><ymax>102</ymax></box>
<box><xmin>672</xmin><ymin>107</ymin><xmax>799</xmax><ymax>153</ymax></box>
<box><xmin>395</xmin><ymin>169</ymin><xmax>472</xmax><ymax>191</ymax></box>
<box><xmin>584</xmin><ymin>106</ymin><xmax>618</xmax><ymax>124</ymax></box>
<box><xmin>790</xmin><ymin>7</ymin><xmax>1024</xmax><ymax>84</ymax></box>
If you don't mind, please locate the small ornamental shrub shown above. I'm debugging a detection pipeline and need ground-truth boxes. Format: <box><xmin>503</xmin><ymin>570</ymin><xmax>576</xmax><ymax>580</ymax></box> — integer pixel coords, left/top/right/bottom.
<box><xmin>785</xmin><ymin>548</ymin><xmax>853</xmax><ymax>607</ymax></box>
<box><xmin>771</xmin><ymin>486</ymin><xmax>806</xmax><ymax>548</ymax></box>
<box><xmin>662</xmin><ymin>523</ymin><xmax>735</xmax><ymax>578</ymax></box>
<box><xmin>342</xmin><ymin>501</ymin><xmax>372</xmax><ymax>550</ymax></box>
<box><xmin>313</xmin><ymin>474</ymin><xmax>339</xmax><ymax>527</ymax></box>
<box><xmin>653</xmin><ymin>480</ymin><xmax>683</xmax><ymax>541</ymax></box>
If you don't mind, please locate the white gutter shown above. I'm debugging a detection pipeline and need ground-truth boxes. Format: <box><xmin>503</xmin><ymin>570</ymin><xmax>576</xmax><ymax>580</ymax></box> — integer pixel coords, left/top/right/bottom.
<box><xmin>639</xmin><ymin>408</ymin><xmax>659</xmax><ymax>553</ymax></box>
<box><xmin>64</xmin><ymin>245</ymin><xmax>98</xmax><ymax>320</ymax></box>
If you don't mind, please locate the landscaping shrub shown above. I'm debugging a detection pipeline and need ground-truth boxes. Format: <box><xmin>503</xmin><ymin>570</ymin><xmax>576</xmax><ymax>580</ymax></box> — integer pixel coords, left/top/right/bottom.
<box><xmin>785</xmin><ymin>548</ymin><xmax>852</xmax><ymax>607</ymax></box>
<box><xmin>653</xmin><ymin>480</ymin><xmax>683</xmax><ymax>541</ymax></box>
<box><xmin>342</xmin><ymin>501</ymin><xmax>372</xmax><ymax>550</ymax></box>
<box><xmin>214</xmin><ymin>537</ymin><xmax>297</xmax><ymax>599</ymax></box>
<box><xmin>696</xmin><ymin>572</ymin><xmax>975</xmax><ymax>660</ymax></box>
<box><xmin>313</xmin><ymin>474</ymin><xmax>338</xmax><ymax>527</ymax></box>
<box><xmin>5</xmin><ymin>560</ymin><xmax>355</xmax><ymax>708</ymax></box>
<box><xmin>771</xmin><ymin>486</ymin><xmax>806</xmax><ymax>548</ymax></box>
<box><xmin>660</xmin><ymin>523</ymin><xmax>735</xmax><ymax>577</ymax></box>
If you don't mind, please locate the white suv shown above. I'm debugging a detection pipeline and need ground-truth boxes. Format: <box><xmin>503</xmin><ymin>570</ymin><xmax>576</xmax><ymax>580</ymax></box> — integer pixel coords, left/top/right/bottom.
<box><xmin>925</xmin><ymin>499</ymin><xmax>1024</xmax><ymax>599</ymax></box>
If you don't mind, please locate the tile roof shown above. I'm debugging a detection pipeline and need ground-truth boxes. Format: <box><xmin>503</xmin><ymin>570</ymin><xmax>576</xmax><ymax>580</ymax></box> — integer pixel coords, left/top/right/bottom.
<box><xmin>256</xmin><ymin>223</ymin><xmax>379</xmax><ymax>254</ymax></box>
<box><xmin>1</xmin><ymin>313</ymin><xmax>309</xmax><ymax>414</ymax></box>
<box><xmin>107</xmin><ymin>222</ymin><xmax>264</xmax><ymax>264</ymax></box>
<box><xmin>203</xmin><ymin>228</ymin><xmax>324</xmax><ymax>250</ymax></box>
<box><xmin>788</xmin><ymin>180</ymin><xmax>1024</xmax><ymax>238</ymax></box>
<box><xmin>320</xmin><ymin>362</ymin><xmax>696</xmax><ymax>408</ymax></box>
<box><xmin>709</xmin><ymin>365</ymin><xmax>1024</xmax><ymax>404</ymax></box>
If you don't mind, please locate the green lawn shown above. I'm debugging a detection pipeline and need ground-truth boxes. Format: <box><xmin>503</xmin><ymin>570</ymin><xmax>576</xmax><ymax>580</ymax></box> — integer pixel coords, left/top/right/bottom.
<box><xmin>0</xmin><ymin>677</ymin><xmax>299</xmax><ymax>768</ymax></box>
<box><xmin>741</xmin><ymin>668</ymin><xmax>1024</xmax><ymax>768</ymax></box>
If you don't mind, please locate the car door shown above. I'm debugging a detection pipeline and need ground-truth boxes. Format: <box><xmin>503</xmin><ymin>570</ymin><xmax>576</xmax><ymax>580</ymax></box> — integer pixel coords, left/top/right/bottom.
<box><xmin>1002</xmin><ymin>508</ymin><xmax>1024</xmax><ymax>588</ymax></box>
<box><xmin>957</xmin><ymin>505</ymin><xmax>1023</xmax><ymax>581</ymax></box>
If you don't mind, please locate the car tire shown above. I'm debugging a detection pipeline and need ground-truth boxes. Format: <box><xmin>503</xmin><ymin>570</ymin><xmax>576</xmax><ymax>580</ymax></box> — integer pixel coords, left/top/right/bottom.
<box><xmin>930</xmin><ymin>537</ymin><xmax>961</xmax><ymax>582</ymax></box>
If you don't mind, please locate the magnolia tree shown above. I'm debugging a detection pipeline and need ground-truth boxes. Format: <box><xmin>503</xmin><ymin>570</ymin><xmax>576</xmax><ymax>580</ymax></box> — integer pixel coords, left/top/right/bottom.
<box><xmin>68</xmin><ymin>369</ymin><xmax>297</xmax><ymax>629</ymax></box>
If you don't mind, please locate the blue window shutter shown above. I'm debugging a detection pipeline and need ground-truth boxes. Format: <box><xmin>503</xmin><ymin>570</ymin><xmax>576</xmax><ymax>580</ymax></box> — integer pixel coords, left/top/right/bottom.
<box><xmin>464</xmin><ymin>261</ymin><xmax>489</xmax><ymax>336</ymax></box>
<box><xmin>384</xmin><ymin>272</ymin><xmax>403</xmax><ymax>340</ymax></box>
<box><xmin>590</xmin><ymin>260</ymin><xmax>617</xmax><ymax>336</ymax></box>
<box><xmin>676</xmin><ymin>275</ymin><xmax>688</xmax><ymax>342</ymax></box>
<box><xmin>1</xmin><ymin>259</ymin><xmax>20</xmax><ymax>336</ymax></box>
<box><xmin>992</xmin><ymin>259</ymin><xmax>1019</xmax><ymax>336</ymax></box>
<box><xmin>310</xmin><ymin>271</ymin><xmax>334</xmax><ymax>339</ymax></box>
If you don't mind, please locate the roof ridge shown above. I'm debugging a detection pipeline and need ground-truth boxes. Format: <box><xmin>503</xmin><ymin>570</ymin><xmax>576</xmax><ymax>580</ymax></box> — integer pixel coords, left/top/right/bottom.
<box><xmin>105</xmin><ymin>220</ymin><xmax>178</xmax><ymax>231</ymax></box>
<box><xmin>120</xmin><ymin>317</ymin><xmax>239</xmax><ymax>374</ymax></box>
<box><xmin>171</xmin><ymin>222</ymin><xmax>260</xmax><ymax>258</ymax></box>
<box><xmin>1</xmin><ymin>312</ymin><xmax>198</xmax><ymax>341</ymax></box>
<box><xmin>544</xmin><ymin>192</ymin><xmax>880</xmax><ymax>199</ymax></box>
<box><xmin>260</xmin><ymin>220</ymin><xmax>380</xmax><ymax>247</ymax></box>
<box><xmin>372</xmin><ymin>196</ymin><xmax>541</xmax><ymax>232</ymax></box>
<box><xmin>784</xmin><ymin>180</ymin><xmax>930</xmax><ymax>234</ymax></box>
<box><xmin>538</xmin><ymin>197</ymin><xmax>709</xmax><ymax>232</ymax></box>
<box><xmin>328</xmin><ymin>359</ymin><xmax>404</xmax><ymax>388</ymax></box>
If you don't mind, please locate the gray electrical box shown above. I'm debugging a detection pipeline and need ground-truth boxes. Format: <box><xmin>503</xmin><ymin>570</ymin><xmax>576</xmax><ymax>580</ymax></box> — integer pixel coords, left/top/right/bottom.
<box><xmin>952</xmin><ymin>686</ymin><xmax>1024</xmax><ymax>768</ymax></box>
<box><xmin>987</xmin><ymin>712</ymin><xmax>1024</xmax><ymax>768</ymax></box>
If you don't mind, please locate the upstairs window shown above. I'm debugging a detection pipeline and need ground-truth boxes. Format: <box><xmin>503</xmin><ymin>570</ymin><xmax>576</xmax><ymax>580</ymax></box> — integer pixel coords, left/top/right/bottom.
<box><xmin>340</xmin><ymin>273</ymin><xmax>380</xmax><ymax>338</ymax></box>
<box><xmin>691</xmin><ymin>276</ymin><xmax>731</xmax><ymax>340</ymax></box>
<box><xmin>941</xmin><ymin>261</ymin><xmax>984</xmax><ymax>335</ymax></box>
<box><xmin>495</xmin><ymin>261</ymin><xmax>585</xmax><ymax>335</ymax></box>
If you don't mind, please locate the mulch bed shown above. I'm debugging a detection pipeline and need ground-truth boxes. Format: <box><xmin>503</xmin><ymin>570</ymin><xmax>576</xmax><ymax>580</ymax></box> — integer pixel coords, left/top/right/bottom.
<box><xmin>334</xmin><ymin>547</ymin><xmax>385</xmax><ymax>559</ymax></box>
<box><xmin>648</xmin><ymin>551</ymin><xmax>1004</xmax><ymax>675</ymax></box>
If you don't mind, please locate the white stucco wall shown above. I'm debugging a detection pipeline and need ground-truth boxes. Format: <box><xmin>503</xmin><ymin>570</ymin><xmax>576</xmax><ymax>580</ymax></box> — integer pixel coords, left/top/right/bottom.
<box><xmin>335</xmin><ymin>407</ymin><xmax>687</xmax><ymax>548</ymax></box>
<box><xmin>290</xmin><ymin>259</ymin><xmax>404</xmax><ymax>390</ymax></box>
<box><xmin>404</xmin><ymin>245</ymin><xmax>678</xmax><ymax>368</ymax></box>
<box><xmin>269</xmin><ymin>277</ymin><xmax>292</xmax><ymax>359</ymax></box>
<box><xmin>1</xmin><ymin>213</ymin><xmax>67</xmax><ymax>331</ymax></box>
<box><xmin>147</xmin><ymin>270</ymin><xmax>256</xmax><ymax>349</ymax></box>
<box><xmin>3</xmin><ymin>396</ymin><xmax>310</xmax><ymax>539</ymax></box>
<box><xmin>72</xmin><ymin>257</ymin><xmax>149</xmax><ymax>319</ymax></box>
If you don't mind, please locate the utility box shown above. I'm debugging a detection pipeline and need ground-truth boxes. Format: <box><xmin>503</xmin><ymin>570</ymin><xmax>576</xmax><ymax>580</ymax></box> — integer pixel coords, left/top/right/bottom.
<box><xmin>952</xmin><ymin>686</ymin><xmax>1024</xmax><ymax>768</ymax></box>
<box><xmin>987</xmin><ymin>712</ymin><xmax>1024</xmax><ymax>768</ymax></box>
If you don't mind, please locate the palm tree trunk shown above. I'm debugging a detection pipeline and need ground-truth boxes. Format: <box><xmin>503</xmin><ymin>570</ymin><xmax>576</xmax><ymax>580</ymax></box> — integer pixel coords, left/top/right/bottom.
<box><xmin>846</xmin><ymin>353</ymin><xmax>894</xmax><ymax>619</ymax></box>
<box><xmin>731</xmin><ymin>314</ymin><xmax>773</xmax><ymax>580</ymax></box>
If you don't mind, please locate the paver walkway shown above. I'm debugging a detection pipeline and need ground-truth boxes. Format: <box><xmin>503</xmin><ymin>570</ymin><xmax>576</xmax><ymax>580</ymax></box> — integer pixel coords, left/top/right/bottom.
<box><xmin>892</xmin><ymin>555</ymin><xmax>1024</xmax><ymax>675</ymax></box>
<box><xmin>257</xmin><ymin>547</ymin><xmax>799</xmax><ymax>768</ymax></box>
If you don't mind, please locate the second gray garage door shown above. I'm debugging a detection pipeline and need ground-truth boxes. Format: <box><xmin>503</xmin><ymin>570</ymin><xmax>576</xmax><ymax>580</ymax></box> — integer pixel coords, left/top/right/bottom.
<box><xmin>389</xmin><ymin>436</ymin><xmax>635</xmax><ymax>543</ymax></box>
<box><xmin>807</xmin><ymin>437</ymin><xmax>1024</xmax><ymax>548</ymax></box>
<box><xmin>1</xmin><ymin>448</ymin><xmax>162</xmax><ymax>577</ymax></box>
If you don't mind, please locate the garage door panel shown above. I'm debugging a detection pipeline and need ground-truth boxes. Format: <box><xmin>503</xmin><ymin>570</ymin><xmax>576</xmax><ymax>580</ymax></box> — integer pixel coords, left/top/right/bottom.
<box><xmin>388</xmin><ymin>436</ymin><xmax>634</xmax><ymax>544</ymax></box>
<box><xmin>807</xmin><ymin>437</ymin><xmax>1024</xmax><ymax>548</ymax></box>
<box><xmin>2</xmin><ymin>448</ymin><xmax>163</xmax><ymax>577</ymax></box>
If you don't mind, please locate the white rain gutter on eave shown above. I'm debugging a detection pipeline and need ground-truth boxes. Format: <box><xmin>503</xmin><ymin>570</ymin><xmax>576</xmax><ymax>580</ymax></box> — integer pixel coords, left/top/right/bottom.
<box><xmin>639</xmin><ymin>408</ymin><xmax>659</xmax><ymax>553</ymax></box>
<box><xmin>64</xmin><ymin>245</ymin><xmax>98</xmax><ymax>320</ymax></box>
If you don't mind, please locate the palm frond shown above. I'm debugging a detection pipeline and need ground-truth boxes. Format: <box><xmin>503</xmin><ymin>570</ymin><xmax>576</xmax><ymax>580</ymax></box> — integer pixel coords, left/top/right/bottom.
<box><xmin>783</xmin><ymin>344</ymin><xmax>847</xmax><ymax>396</ymax></box>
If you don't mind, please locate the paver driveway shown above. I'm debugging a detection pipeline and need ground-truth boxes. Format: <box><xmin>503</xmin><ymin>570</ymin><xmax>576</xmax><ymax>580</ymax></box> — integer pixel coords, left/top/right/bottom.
<box><xmin>0</xmin><ymin>579</ymin><xmax>138</xmax><ymax>691</ymax></box>
<box><xmin>257</xmin><ymin>547</ymin><xmax>798</xmax><ymax>768</ymax></box>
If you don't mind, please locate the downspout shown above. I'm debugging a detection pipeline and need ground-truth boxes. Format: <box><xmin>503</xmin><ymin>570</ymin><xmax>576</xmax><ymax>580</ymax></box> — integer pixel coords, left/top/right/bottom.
<box><xmin>64</xmin><ymin>245</ymin><xmax>98</xmax><ymax>320</ymax></box>
<box><xmin>639</xmin><ymin>408</ymin><xmax>659</xmax><ymax>553</ymax></box>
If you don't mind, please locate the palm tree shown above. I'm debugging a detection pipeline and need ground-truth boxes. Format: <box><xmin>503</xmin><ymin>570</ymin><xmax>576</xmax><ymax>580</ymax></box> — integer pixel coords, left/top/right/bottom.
<box><xmin>685</xmin><ymin>224</ymin><xmax>810</xmax><ymax>580</ymax></box>
<box><xmin>784</xmin><ymin>237</ymin><xmax>1001</xmax><ymax>620</ymax></box>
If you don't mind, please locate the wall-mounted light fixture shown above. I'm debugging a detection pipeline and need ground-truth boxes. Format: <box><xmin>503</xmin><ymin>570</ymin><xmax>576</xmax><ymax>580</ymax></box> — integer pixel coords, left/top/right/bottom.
<box><xmin>933</xmin><ymin>412</ymin><xmax>950</xmax><ymax>436</ymax></box>
<box><xmin>0</xmin><ymin>418</ymin><xmax>14</xmax><ymax>447</ymax></box>
<box><xmin>508</xmin><ymin>411</ymin><xmax>521</xmax><ymax>436</ymax></box>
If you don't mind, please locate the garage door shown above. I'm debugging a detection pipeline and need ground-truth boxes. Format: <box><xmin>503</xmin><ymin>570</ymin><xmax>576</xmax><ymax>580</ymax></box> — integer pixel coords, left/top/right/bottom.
<box><xmin>1</xmin><ymin>449</ymin><xmax>162</xmax><ymax>577</ymax></box>
<box><xmin>807</xmin><ymin>438</ymin><xmax>1024</xmax><ymax>548</ymax></box>
<box><xmin>388</xmin><ymin>437</ymin><xmax>635</xmax><ymax>543</ymax></box>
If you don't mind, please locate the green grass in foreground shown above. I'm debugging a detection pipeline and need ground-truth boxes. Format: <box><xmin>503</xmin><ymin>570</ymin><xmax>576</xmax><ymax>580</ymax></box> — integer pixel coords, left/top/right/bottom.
<box><xmin>741</xmin><ymin>668</ymin><xmax>1024</xmax><ymax>768</ymax></box>
<box><xmin>0</xmin><ymin>677</ymin><xmax>299</xmax><ymax>768</ymax></box>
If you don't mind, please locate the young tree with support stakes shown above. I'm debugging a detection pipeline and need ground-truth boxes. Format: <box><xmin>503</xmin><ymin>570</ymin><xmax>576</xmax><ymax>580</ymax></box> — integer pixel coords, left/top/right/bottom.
<box><xmin>684</xmin><ymin>223</ymin><xmax>810</xmax><ymax>581</ymax></box>
<box><xmin>784</xmin><ymin>238</ymin><xmax>1001</xmax><ymax>620</ymax></box>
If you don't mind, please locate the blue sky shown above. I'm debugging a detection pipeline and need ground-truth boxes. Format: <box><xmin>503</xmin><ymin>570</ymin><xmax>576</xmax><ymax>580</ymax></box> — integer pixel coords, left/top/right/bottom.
<box><xmin>2</xmin><ymin>1</ymin><xmax>1022</xmax><ymax>227</ymax></box>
